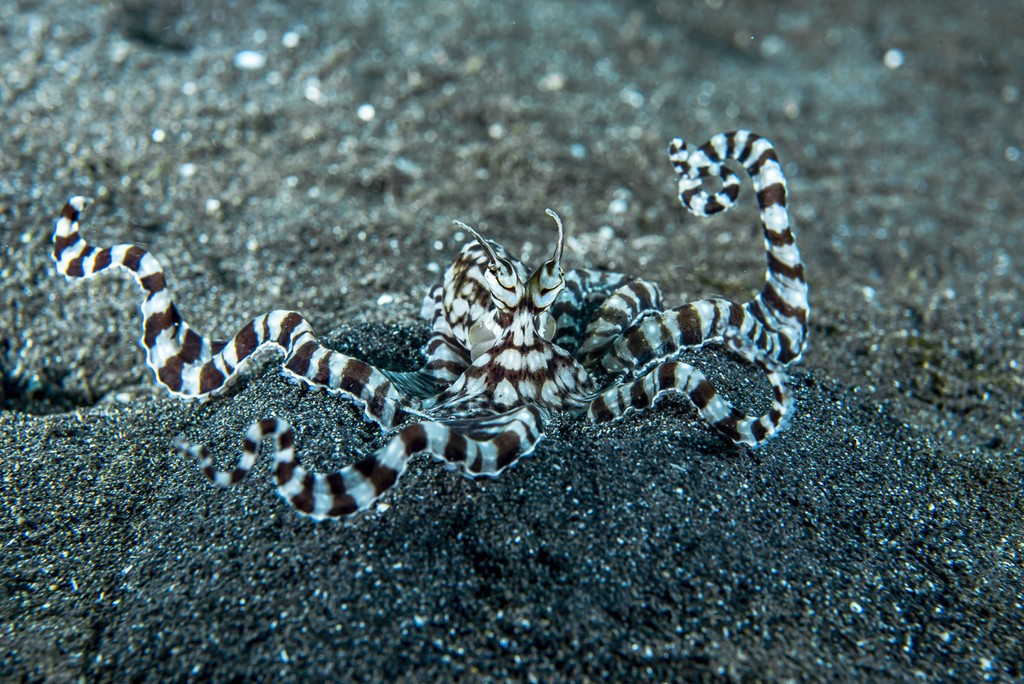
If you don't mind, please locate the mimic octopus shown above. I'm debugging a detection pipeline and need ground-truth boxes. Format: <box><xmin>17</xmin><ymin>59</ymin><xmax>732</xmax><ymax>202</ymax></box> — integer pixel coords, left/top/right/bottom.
<box><xmin>52</xmin><ymin>130</ymin><xmax>808</xmax><ymax>521</ymax></box>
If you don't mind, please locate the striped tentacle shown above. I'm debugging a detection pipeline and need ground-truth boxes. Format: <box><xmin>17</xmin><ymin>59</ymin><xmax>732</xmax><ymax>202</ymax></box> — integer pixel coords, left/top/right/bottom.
<box><xmin>549</xmin><ymin>269</ymin><xmax>630</xmax><ymax>352</ymax></box>
<box><xmin>384</xmin><ymin>284</ymin><xmax>469</xmax><ymax>399</ymax></box>
<box><xmin>177</xmin><ymin>405</ymin><xmax>544</xmax><ymax>520</ymax></box>
<box><xmin>576</xmin><ymin>278</ymin><xmax>664</xmax><ymax>370</ymax></box>
<box><xmin>438</xmin><ymin>405</ymin><xmax>546</xmax><ymax>475</ymax></box>
<box><xmin>53</xmin><ymin>197</ymin><xmax>405</xmax><ymax>429</ymax></box>
<box><xmin>595</xmin><ymin>297</ymin><xmax>740</xmax><ymax>376</ymax></box>
<box><xmin>668</xmin><ymin>130</ymin><xmax>809</xmax><ymax>365</ymax></box>
<box><xmin>419</xmin><ymin>284</ymin><xmax>471</xmax><ymax>381</ymax></box>
<box><xmin>587</xmin><ymin>360</ymin><xmax>792</xmax><ymax>447</ymax></box>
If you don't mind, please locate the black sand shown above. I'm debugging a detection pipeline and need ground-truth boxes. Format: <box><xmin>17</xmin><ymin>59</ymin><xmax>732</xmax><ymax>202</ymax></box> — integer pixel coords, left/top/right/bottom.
<box><xmin>2</xmin><ymin>1</ymin><xmax>1022</xmax><ymax>680</ymax></box>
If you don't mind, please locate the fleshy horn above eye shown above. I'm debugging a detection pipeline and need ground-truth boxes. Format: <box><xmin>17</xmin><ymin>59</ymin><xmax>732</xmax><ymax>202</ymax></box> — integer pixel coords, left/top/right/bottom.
<box><xmin>544</xmin><ymin>208</ymin><xmax>565</xmax><ymax>268</ymax></box>
<box><xmin>452</xmin><ymin>219</ymin><xmax>518</xmax><ymax>290</ymax></box>
<box><xmin>527</xmin><ymin>210</ymin><xmax>567</xmax><ymax>309</ymax></box>
<box><xmin>452</xmin><ymin>219</ymin><xmax>499</xmax><ymax>265</ymax></box>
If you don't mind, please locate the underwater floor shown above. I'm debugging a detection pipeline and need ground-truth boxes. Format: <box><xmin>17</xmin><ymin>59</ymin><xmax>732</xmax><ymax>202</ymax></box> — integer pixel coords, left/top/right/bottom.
<box><xmin>2</xmin><ymin>1</ymin><xmax>1021</xmax><ymax>679</ymax></box>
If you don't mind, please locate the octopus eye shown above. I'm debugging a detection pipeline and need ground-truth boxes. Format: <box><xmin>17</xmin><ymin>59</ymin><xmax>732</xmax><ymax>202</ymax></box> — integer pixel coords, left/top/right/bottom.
<box><xmin>496</xmin><ymin>269</ymin><xmax>518</xmax><ymax>290</ymax></box>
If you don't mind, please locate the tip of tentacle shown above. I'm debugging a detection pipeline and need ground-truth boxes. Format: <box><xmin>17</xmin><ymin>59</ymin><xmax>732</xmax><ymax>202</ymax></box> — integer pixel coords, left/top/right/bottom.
<box><xmin>544</xmin><ymin>208</ymin><xmax>564</xmax><ymax>264</ymax></box>
<box><xmin>56</xmin><ymin>196</ymin><xmax>89</xmax><ymax>236</ymax></box>
<box><xmin>53</xmin><ymin>197</ymin><xmax>93</xmax><ymax>264</ymax></box>
<box><xmin>668</xmin><ymin>137</ymin><xmax>688</xmax><ymax>160</ymax></box>
<box><xmin>172</xmin><ymin>435</ymin><xmax>204</xmax><ymax>459</ymax></box>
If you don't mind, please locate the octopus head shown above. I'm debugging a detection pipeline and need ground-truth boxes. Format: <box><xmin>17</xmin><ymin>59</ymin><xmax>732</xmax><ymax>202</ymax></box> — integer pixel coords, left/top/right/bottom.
<box><xmin>454</xmin><ymin>209</ymin><xmax>565</xmax><ymax>315</ymax></box>
<box><xmin>455</xmin><ymin>211</ymin><xmax>566</xmax><ymax>360</ymax></box>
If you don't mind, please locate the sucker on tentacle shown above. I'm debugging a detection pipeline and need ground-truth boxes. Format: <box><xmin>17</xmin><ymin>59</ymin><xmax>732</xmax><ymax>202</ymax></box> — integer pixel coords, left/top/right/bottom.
<box><xmin>52</xmin><ymin>129</ymin><xmax>808</xmax><ymax>521</ymax></box>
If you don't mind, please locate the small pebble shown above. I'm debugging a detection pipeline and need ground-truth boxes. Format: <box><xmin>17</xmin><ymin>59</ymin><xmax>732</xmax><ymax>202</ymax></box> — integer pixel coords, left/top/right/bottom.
<box><xmin>883</xmin><ymin>48</ymin><xmax>904</xmax><ymax>70</ymax></box>
<box><xmin>357</xmin><ymin>103</ymin><xmax>376</xmax><ymax>122</ymax></box>
<box><xmin>233</xmin><ymin>50</ymin><xmax>267</xmax><ymax>71</ymax></box>
<box><xmin>538</xmin><ymin>73</ymin><xmax>565</xmax><ymax>92</ymax></box>
<box><xmin>608</xmin><ymin>198</ymin><xmax>628</xmax><ymax>215</ymax></box>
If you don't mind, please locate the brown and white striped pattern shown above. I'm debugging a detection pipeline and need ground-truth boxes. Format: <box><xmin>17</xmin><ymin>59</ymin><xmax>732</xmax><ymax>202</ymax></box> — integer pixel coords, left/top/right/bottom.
<box><xmin>574</xmin><ymin>131</ymin><xmax>809</xmax><ymax>445</ymax></box>
<box><xmin>577</xmin><ymin>278</ymin><xmax>664</xmax><ymax>368</ymax></box>
<box><xmin>53</xmin><ymin>197</ymin><xmax>404</xmax><ymax>429</ymax></box>
<box><xmin>383</xmin><ymin>283</ymin><xmax>469</xmax><ymax>398</ymax></box>
<box><xmin>427</xmin><ymin>214</ymin><xmax>595</xmax><ymax>416</ymax></box>
<box><xmin>176</xmin><ymin>405</ymin><xmax>544</xmax><ymax>520</ymax></box>
<box><xmin>549</xmin><ymin>269</ymin><xmax>630</xmax><ymax>352</ymax></box>
<box><xmin>595</xmin><ymin>297</ymin><xmax>786</xmax><ymax>377</ymax></box>
<box><xmin>441</xmin><ymin>240</ymin><xmax>528</xmax><ymax>350</ymax></box>
<box><xmin>432</xmin><ymin>325</ymin><xmax>593</xmax><ymax>415</ymax></box>
<box><xmin>668</xmin><ymin>130</ymin><xmax>809</xmax><ymax>364</ymax></box>
<box><xmin>587</xmin><ymin>360</ymin><xmax>792</xmax><ymax>446</ymax></box>
<box><xmin>52</xmin><ymin>129</ymin><xmax>808</xmax><ymax>521</ymax></box>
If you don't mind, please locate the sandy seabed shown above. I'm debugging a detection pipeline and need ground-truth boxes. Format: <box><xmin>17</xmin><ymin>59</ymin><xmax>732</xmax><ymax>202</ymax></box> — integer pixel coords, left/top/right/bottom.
<box><xmin>2</xmin><ymin>1</ymin><xmax>1022</xmax><ymax>680</ymax></box>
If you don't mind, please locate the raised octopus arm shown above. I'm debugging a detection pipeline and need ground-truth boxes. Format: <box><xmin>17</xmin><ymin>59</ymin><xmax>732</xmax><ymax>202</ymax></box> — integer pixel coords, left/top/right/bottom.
<box><xmin>52</xmin><ymin>197</ymin><xmax>407</xmax><ymax>430</ymax></box>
